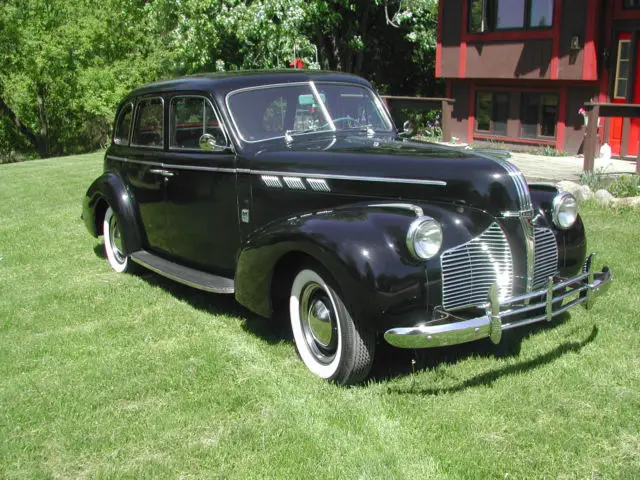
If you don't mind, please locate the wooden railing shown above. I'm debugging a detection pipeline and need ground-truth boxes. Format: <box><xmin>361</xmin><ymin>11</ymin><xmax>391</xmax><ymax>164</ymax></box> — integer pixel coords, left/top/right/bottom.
<box><xmin>381</xmin><ymin>96</ymin><xmax>455</xmax><ymax>143</ymax></box>
<box><xmin>584</xmin><ymin>102</ymin><xmax>640</xmax><ymax>173</ymax></box>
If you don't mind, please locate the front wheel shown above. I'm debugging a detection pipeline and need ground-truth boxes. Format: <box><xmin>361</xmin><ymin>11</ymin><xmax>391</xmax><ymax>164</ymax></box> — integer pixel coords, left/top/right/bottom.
<box><xmin>289</xmin><ymin>268</ymin><xmax>375</xmax><ymax>385</ymax></box>
<box><xmin>103</xmin><ymin>206</ymin><xmax>132</xmax><ymax>273</ymax></box>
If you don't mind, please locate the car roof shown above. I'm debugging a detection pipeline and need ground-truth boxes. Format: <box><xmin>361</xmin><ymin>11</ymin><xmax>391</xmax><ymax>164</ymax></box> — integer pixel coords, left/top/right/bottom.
<box><xmin>127</xmin><ymin>70</ymin><xmax>373</xmax><ymax>99</ymax></box>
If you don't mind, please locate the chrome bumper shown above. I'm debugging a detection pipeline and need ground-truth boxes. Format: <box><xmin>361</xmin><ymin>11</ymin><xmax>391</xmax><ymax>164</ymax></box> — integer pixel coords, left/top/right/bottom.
<box><xmin>384</xmin><ymin>253</ymin><xmax>612</xmax><ymax>349</ymax></box>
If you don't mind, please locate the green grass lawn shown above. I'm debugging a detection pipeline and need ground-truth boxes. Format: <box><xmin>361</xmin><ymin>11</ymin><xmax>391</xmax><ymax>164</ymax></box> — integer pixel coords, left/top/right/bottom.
<box><xmin>1</xmin><ymin>152</ymin><xmax>639</xmax><ymax>479</ymax></box>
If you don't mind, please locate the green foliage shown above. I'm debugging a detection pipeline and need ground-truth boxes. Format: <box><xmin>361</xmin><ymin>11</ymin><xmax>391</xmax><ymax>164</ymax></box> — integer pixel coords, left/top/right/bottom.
<box><xmin>528</xmin><ymin>145</ymin><xmax>569</xmax><ymax>157</ymax></box>
<box><xmin>608</xmin><ymin>174</ymin><xmax>640</xmax><ymax>198</ymax></box>
<box><xmin>401</xmin><ymin>109</ymin><xmax>442</xmax><ymax>139</ymax></box>
<box><xmin>0</xmin><ymin>0</ymin><xmax>440</xmax><ymax>159</ymax></box>
<box><xmin>579</xmin><ymin>167</ymin><xmax>613</xmax><ymax>192</ymax></box>
<box><xmin>0</xmin><ymin>0</ymin><xmax>175</xmax><ymax>157</ymax></box>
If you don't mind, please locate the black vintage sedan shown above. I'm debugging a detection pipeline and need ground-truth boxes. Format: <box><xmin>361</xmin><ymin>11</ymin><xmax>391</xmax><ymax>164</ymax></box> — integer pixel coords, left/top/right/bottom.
<box><xmin>83</xmin><ymin>71</ymin><xmax>611</xmax><ymax>385</ymax></box>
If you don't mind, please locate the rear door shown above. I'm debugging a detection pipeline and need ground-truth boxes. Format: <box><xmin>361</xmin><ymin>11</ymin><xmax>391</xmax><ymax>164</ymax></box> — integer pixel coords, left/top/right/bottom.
<box><xmin>126</xmin><ymin>96</ymin><xmax>171</xmax><ymax>254</ymax></box>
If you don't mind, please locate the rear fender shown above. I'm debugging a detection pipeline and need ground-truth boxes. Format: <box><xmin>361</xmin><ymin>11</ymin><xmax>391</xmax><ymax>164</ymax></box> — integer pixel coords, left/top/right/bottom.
<box><xmin>82</xmin><ymin>171</ymin><xmax>144</xmax><ymax>255</ymax></box>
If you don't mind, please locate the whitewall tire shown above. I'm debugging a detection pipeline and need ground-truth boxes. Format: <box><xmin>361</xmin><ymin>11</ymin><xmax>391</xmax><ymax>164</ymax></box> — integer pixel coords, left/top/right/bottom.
<box><xmin>289</xmin><ymin>268</ymin><xmax>375</xmax><ymax>385</ymax></box>
<box><xmin>103</xmin><ymin>206</ymin><xmax>130</xmax><ymax>273</ymax></box>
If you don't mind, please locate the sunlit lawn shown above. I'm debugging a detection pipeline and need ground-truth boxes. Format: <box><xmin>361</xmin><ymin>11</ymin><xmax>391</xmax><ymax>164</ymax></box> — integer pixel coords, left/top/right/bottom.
<box><xmin>1</xmin><ymin>152</ymin><xmax>638</xmax><ymax>478</ymax></box>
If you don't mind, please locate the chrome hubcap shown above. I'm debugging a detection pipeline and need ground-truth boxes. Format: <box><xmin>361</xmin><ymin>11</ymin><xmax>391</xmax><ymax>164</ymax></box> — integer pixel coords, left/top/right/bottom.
<box><xmin>109</xmin><ymin>215</ymin><xmax>125</xmax><ymax>264</ymax></box>
<box><xmin>300</xmin><ymin>282</ymin><xmax>338</xmax><ymax>363</ymax></box>
<box><xmin>308</xmin><ymin>298</ymin><xmax>333</xmax><ymax>347</ymax></box>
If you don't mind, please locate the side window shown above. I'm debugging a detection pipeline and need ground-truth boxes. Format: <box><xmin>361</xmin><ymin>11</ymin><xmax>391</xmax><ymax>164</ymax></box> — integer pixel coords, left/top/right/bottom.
<box><xmin>171</xmin><ymin>96</ymin><xmax>228</xmax><ymax>150</ymax></box>
<box><xmin>113</xmin><ymin>103</ymin><xmax>133</xmax><ymax>145</ymax></box>
<box><xmin>132</xmin><ymin>97</ymin><xmax>164</xmax><ymax>148</ymax></box>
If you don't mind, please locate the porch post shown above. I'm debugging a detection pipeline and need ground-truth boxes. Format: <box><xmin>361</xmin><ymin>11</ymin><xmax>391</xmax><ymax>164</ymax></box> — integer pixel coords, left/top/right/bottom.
<box><xmin>583</xmin><ymin>104</ymin><xmax>600</xmax><ymax>172</ymax></box>
<box><xmin>442</xmin><ymin>100</ymin><xmax>453</xmax><ymax>143</ymax></box>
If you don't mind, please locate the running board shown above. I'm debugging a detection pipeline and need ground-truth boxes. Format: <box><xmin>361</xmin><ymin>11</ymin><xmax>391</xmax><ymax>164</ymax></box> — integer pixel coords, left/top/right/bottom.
<box><xmin>130</xmin><ymin>250</ymin><xmax>234</xmax><ymax>294</ymax></box>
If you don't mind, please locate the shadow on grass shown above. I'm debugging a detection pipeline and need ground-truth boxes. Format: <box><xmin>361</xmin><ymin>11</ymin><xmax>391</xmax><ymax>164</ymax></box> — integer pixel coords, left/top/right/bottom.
<box><xmin>93</xmin><ymin>244</ymin><xmax>106</xmax><ymax>260</ymax></box>
<box><xmin>98</xmin><ymin>247</ymin><xmax>596</xmax><ymax>386</ymax></box>
<box><xmin>369</xmin><ymin>311</ymin><xmax>577</xmax><ymax>382</ymax></box>
<box><xmin>128</xmin><ymin>265</ymin><xmax>293</xmax><ymax>346</ymax></box>
<box><xmin>385</xmin><ymin>325</ymin><xmax>598</xmax><ymax>395</ymax></box>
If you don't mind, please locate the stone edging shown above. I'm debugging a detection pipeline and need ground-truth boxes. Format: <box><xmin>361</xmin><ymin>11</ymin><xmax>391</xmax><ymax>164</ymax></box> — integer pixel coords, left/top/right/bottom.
<box><xmin>556</xmin><ymin>181</ymin><xmax>640</xmax><ymax>207</ymax></box>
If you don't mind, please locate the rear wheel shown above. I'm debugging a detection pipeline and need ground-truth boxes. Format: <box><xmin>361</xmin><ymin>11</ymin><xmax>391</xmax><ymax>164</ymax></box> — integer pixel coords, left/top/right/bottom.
<box><xmin>103</xmin><ymin>206</ymin><xmax>132</xmax><ymax>273</ymax></box>
<box><xmin>289</xmin><ymin>268</ymin><xmax>375</xmax><ymax>385</ymax></box>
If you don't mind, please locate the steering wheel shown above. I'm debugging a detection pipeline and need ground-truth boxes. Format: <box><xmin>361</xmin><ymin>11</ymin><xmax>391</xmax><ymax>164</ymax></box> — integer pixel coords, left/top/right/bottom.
<box><xmin>317</xmin><ymin>116</ymin><xmax>364</xmax><ymax>131</ymax></box>
<box><xmin>331</xmin><ymin>116</ymin><xmax>364</xmax><ymax>128</ymax></box>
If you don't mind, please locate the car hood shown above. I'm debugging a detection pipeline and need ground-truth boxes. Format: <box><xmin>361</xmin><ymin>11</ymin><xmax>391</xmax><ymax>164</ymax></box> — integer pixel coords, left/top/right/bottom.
<box><xmin>248</xmin><ymin>134</ymin><xmax>530</xmax><ymax>215</ymax></box>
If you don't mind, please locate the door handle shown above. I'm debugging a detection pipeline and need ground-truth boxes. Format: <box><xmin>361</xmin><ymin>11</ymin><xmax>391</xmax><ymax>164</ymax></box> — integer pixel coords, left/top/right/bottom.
<box><xmin>149</xmin><ymin>168</ymin><xmax>174</xmax><ymax>177</ymax></box>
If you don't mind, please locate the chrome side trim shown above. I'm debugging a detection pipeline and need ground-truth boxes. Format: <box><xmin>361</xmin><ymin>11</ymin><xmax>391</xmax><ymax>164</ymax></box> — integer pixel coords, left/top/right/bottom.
<box><xmin>105</xmin><ymin>157</ymin><xmax>446</xmax><ymax>187</ymax></box>
<box><xmin>283</xmin><ymin>177</ymin><xmax>306</xmax><ymax>190</ymax></box>
<box><xmin>500</xmin><ymin>210</ymin><xmax>535</xmax><ymax>218</ymax></box>
<box><xmin>106</xmin><ymin>155</ymin><xmax>130</xmax><ymax>163</ymax></box>
<box><xmin>384</xmin><ymin>254</ymin><xmax>612</xmax><ymax>349</ymax></box>
<box><xmin>163</xmin><ymin>164</ymin><xmax>235</xmax><ymax>173</ymax></box>
<box><xmin>106</xmin><ymin>155</ymin><xmax>237</xmax><ymax>174</ymax></box>
<box><xmin>248</xmin><ymin>170</ymin><xmax>447</xmax><ymax>187</ymax></box>
<box><xmin>107</xmin><ymin>156</ymin><xmax>162</xmax><ymax>168</ymax></box>
<box><xmin>262</xmin><ymin>175</ymin><xmax>283</xmax><ymax>188</ymax></box>
<box><xmin>307</xmin><ymin>178</ymin><xmax>331</xmax><ymax>192</ymax></box>
<box><xmin>369</xmin><ymin>203</ymin><xmax>424</xmax><ymax>216</ymax></box>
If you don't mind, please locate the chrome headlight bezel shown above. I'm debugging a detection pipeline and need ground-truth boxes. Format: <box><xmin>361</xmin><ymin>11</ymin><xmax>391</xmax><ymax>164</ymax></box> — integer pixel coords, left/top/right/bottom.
<box><xmin>406</xmin><ymin>216</ymin><xmax>443</xmax><ymax>260</ymax></box>
<box><xmin>552</xmin><ymin>192</ymin><xmax>578</xmax><ymax>229</ymax></box>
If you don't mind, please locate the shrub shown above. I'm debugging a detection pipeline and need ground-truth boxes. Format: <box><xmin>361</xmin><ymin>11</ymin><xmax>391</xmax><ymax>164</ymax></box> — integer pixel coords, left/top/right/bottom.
<box><xmin>579</xmin><ymin>167</ymin><xmax>612</xmax><ymax>191</ymax></box>
<box><xmin>528</xmin><ymin>145</ymin><xmax>568</xmax><ymax>157</ymax></box>
<box><xmin>608</xmin><ymin>174</ymin><xmax>640</xmax><ymax>198</ymax></box>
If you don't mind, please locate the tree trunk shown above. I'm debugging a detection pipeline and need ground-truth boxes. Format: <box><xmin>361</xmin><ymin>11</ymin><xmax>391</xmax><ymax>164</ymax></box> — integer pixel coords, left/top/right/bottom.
<box><xmin>36</xmin><ymin>85</ymin><xmax>50</xmax><ymax>158</ymax></box>
<box><xmin>0</xmin><ymin>95</ymin><xmax>38</xmax><ymax>148</ymax></box>
<box><xmin>0</xmin><ymin>94</ymin><xmax>53</xmax><ymax>157</ymax></box>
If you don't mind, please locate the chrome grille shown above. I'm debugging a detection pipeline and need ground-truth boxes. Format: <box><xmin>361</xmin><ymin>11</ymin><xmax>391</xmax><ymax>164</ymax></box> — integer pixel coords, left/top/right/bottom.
<box><xmin>533</xmin><ymin>227</ymin><xmax>559</xmax><ymax>287</ymax></box>
<box><xmin>441</xmin><ymin>223</ymin><xmax>513</xmax><ymax>311</ymax></box>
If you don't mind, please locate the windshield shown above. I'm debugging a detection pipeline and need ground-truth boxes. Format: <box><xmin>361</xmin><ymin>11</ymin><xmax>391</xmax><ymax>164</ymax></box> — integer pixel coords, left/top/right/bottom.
<box><xmin>226</xmin><ymin>82</ymin><xmax>394</xmax><ymax>143</ymax></box>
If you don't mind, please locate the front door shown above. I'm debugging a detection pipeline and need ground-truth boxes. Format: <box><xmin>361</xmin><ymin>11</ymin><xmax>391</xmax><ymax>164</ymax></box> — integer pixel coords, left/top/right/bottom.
<box><xmin>162</xmin><ymin>94</ymin><xmax>240</xmax><ymax>277</ymax></box>
<box><xmin>611</xmin><ymin>33</ymin><xmax>640</xmax><ymax>157</ymax></box>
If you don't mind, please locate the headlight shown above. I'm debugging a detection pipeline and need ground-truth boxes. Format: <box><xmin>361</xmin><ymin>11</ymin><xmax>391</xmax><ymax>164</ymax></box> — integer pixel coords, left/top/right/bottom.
<box><xmin>407</xmin><ymin>216</ymin><xmax>443</xmax><ymax>260</ymax></box>
<box><xmin>552</xmin><ymin>192</ymin><xmax>578</xmax><ymax>229</ymax></box>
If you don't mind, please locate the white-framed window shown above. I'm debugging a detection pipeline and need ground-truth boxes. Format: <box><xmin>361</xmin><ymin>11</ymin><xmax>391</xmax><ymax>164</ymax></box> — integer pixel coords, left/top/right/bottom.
<box><xmin>614</xmin><ymin>39</ymin><xmax>632</xmax><ymax>100</ymax></box>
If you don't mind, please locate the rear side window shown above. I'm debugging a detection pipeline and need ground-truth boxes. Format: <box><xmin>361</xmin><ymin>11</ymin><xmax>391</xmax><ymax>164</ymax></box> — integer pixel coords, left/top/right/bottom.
<box><xmin>132</xmin><ymin>97</ymin><xmax>164</xmax><ymax>148</ymax></box>
<box><xmin>113</xmin><ymin>103</ymin><xmax>133</xmax><ymax>145</ymax></box>
<box><xmin>170</xmin><ymin>96</ymin><xmax>228</xmax><ymax>150</ymax></box>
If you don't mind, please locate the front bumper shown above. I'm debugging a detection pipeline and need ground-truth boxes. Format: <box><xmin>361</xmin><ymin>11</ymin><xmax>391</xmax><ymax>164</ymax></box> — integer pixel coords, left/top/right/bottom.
<box><xmin>384</xmin><ymin>253</ymin><xmax>612</xmax><ymax>349</ymax></box>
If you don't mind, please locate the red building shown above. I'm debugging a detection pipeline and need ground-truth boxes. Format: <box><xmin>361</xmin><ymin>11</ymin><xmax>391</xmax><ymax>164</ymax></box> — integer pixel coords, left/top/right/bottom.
<box><xmin>436</xmin><ymin>0</ymin><xmax>640</xmax><ymax>157</ymax></box>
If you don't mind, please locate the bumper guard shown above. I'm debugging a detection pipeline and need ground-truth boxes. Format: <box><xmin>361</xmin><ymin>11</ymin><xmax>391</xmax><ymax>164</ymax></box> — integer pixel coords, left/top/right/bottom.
<box><xmin>384</xmin><ymin>253</ymin><xmax>612</xmax><ymax>349</ymax></box>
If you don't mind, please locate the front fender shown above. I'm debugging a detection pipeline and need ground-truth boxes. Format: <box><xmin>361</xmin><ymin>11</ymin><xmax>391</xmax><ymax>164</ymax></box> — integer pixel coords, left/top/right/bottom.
<box><xmin>82</xmin><ymin>171</ymin><xmax>144</xmax><ymax>255</ymax></box>
<box><xmin>529</xmin><ymin>183</ymin><xmax>587</xmax><ymax>276</ymax></box>
<box><xmin>235</xmin><ymin>202</ymin><xmax>494</xmax><ymax>329</ymax></box>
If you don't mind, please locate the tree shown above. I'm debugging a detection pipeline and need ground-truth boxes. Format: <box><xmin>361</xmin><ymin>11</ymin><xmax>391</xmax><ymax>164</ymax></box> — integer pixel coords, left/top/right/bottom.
<box><xmin>0</xmin><ymin>0</ymin><xmax>175</xmax><ymax>158</ymax></box>
<box><xmin>0</xmin><ymin>0</ymin><xmax>440</xmax><ymax>159</ymax></box>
